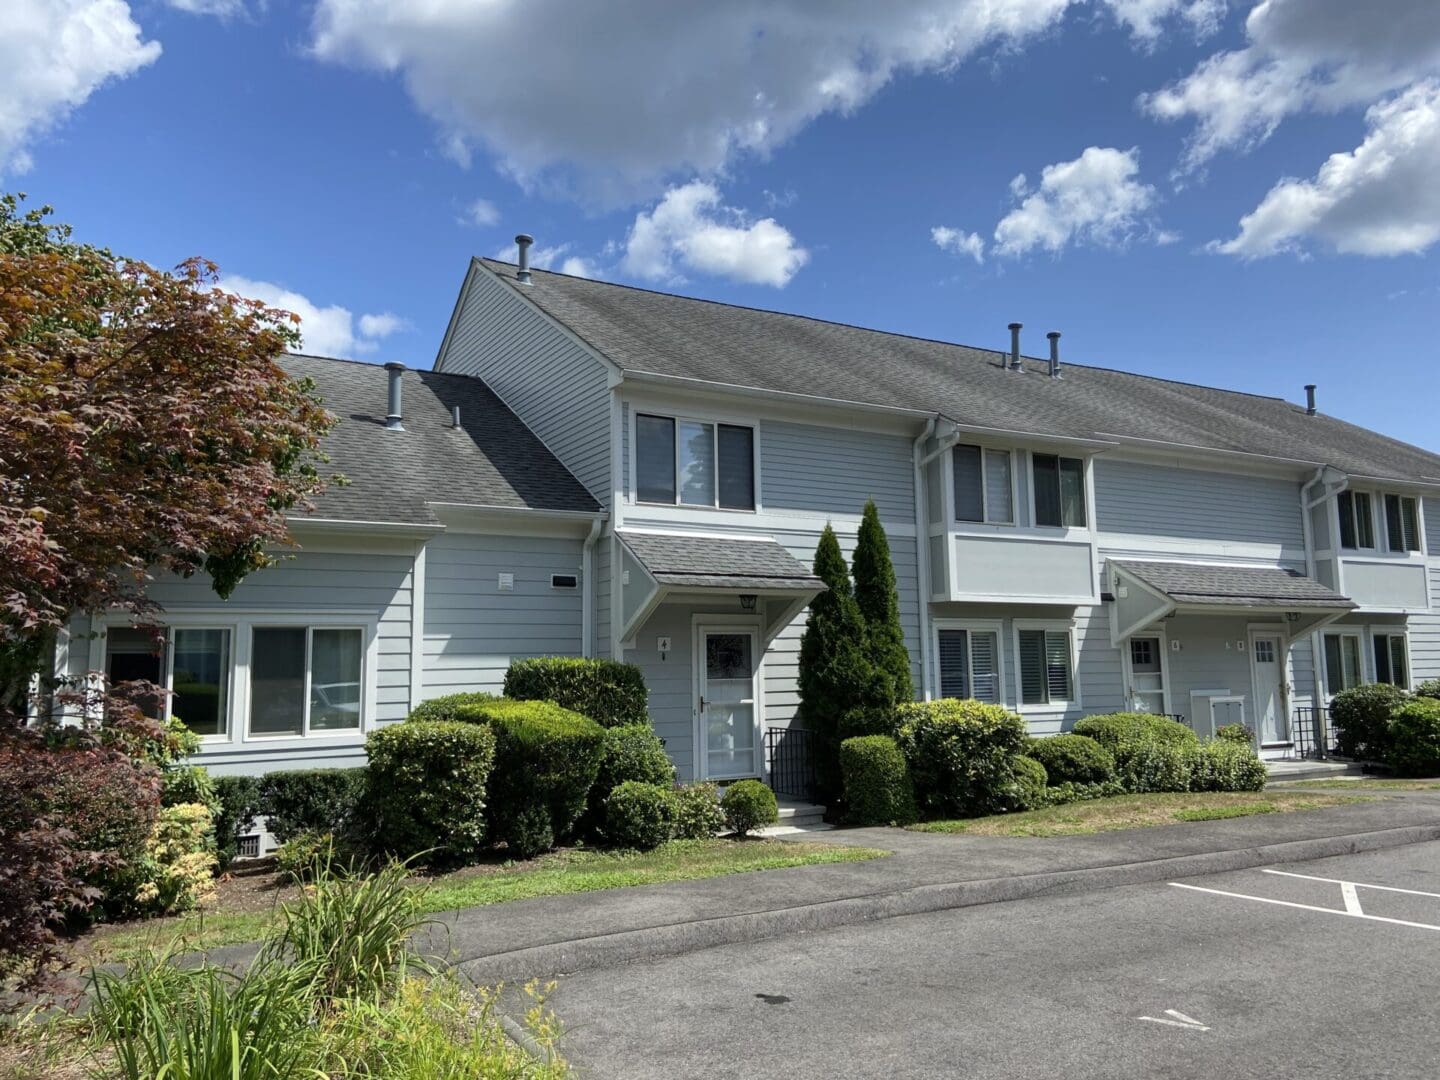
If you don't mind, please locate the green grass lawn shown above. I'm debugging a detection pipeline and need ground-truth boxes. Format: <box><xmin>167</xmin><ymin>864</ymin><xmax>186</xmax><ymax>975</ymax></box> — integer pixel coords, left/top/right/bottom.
<box><xmin>1285</xmin><ymin>778</ymin><xmax>1440</xmax><ymax>791</ymax></box>
<box><xmin>908</xmin><ymin>790</ymin><xmax>1362</xmax><ymax>838</ymax></box>
<box><xmin>75</xmin><ymin>838</ymin><xmax>887</xmax><ymax>966</ymax></box>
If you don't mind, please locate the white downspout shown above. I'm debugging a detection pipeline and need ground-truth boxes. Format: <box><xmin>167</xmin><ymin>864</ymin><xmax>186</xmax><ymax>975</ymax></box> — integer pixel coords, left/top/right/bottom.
<box><xmin>581</xmin><ymin>516</ymin><xmax>603</xmax><ymax>658</ymax></box>
<box><xmin>912</xmin><ymin>418</ymin><xmax>938</xmax><ymax>701</ymax></box>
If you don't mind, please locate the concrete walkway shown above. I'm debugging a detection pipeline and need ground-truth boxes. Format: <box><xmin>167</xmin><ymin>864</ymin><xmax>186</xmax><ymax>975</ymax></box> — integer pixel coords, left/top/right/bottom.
<box><xmin>442</xmin><ymin>792</ymin><xmax>1440</xmax><ymax>986</ymax></box>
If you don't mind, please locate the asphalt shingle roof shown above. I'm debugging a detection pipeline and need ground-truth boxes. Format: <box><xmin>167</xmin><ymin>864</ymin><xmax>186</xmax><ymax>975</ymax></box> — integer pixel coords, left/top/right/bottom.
<box><xmin>478</xmin><ymin>259</ymin><xmax>1440</xmax><ymax>485</ymax></box>
<box><xmin>1114</xmin><ymin>560</ymin><xmax>1356</xmax><ymax>609</ymax></box>
<box><xmin>618</xmin><ymin>531</ymin><xmax>824</xmax><ymax>591</ymax></box>
<box><xmin>283</xmin><ymin>353</ymin><xmax>601</xmax><ymax>525</ymax></box>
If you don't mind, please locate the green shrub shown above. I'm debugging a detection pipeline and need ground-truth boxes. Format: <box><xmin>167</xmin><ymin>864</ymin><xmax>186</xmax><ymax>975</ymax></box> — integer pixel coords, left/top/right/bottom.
<box><xmin>1388</xmin><ymin>698</ymin><xmax>1440</xmax><ymax>777</ymax></box>
<box><xmin>259</xmin><ymin>768</ymin><xmax>368</xmax><ymax>844</ymax></box>
<box><xmin>671</xmin><ymin>782</ymin><xmax>724</xmax><ymax>840</ymax></box>
<box><xmin>1027</xmin><ymin>734</ymin><xmax>1115</xmax><ymax>786</ymax></box>
<box><xmin>582</xmin><ymin>724</ymin><xmax>674</xmax><ymax>836</ymax></box>
<box><xmin>1007</xmin><ymin>755</ymin><xmax>1049</xmax><ymax>811</ymax></box>
<box><xmin>604</xmin><ymin>781</ymin><xmax>675</xmax><ymax>850</ymax></box>
<box><xmin>721</xmin><ymin>780</ymin><xmax>778</xmax><ymax>836</ymax></box>
<box><xmin>503</xmin><ymin>657</ymin><xmax>649</xmax><ymax>728</ymax></box>
<box><xmin>211</xmin><ymin>774</ymin><xmax>263</xmax><ymax>870</ymax></box>
<box><xmin>1073</xmin><ymin>712</ymin><xmax>1199</xmax><ymax>753</ymax></box>
<box><xmin>1414</xmin><ymin>680</ymin><xmax>1440</xmax><ymax>701</ymax></box>
<box><xmin>452</xmin><ymin>698</ymin><xmax>606</xmax><ymax>855</ymax></box>
<box><xmin>839</xmin><ymin>704</ymin><xmax>900</xmax><ymax>740</ymax></box>
<box><xmin>895</xmin><ymin>699</ymin><xmax>1029</xmax><ymax>818</ymax></box>
<box><xmin>1215</xmin><ymin>723</ymin><xmax>1255</xmax><ymax>745</ymax></box>
<box><xmin>853</xmin><ymin>499</ymin><xmax>914</xmax><ymax>703</ymax></box>
<box><xmin>122</xmin><ymin>802</ymin><xmax>216</xmax><ymax>916</ymax></box>
<box><xmin>1112</xmin><ymin>740</ymin><xmax>1192</xmax><ymax>793</ymax></box>
<box><xmin>1040</xmin><ymin>779</ymin><xmax>1127</xmax><ymax>806</ymax></box>
<box><xmin>366</xmin><ymin>721</ymin><xmax>496</xmax><ymax>866</ymax></box>
<box><xmin>1188</xmin><ymin>740</ymin><xmax>1268</xmax><ymax>792</ymax></box>
<box><xmin>161</xmin><ymin>764</ymin><xmax>216</xmax><ymax>811</ymax></box>
<box><xmin>840</xmin><ymin>735</ymin><xmax>917</xmax><ymax>825</ymax></box>
<box><xmin>275</xmin><ymin>830</ymin><xmax>332</xmax><ymax>883</ymax></box>
<box><xmin>407</xmin><ymin>692</ymin><xmax>496</xmax><ymax>724</ymax></box>
<box><xmin>1331</xmin><ymin>683</ymin><xmax>1410</xmax><ymax>760</ymax></box>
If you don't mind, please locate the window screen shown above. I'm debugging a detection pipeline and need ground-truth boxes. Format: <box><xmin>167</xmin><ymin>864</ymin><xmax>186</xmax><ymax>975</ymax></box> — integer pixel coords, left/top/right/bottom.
<box><xmin>635</xmin><ymin>414</ymin><xmax>676</xmax><ymax>504</ymax></box>
<box><xmin>171</xmin><ymin>628</ymin><xmax>230</xmax><ymax>736</ymax></box>
<box><xmin>984</xmin><ymin>450</ymin><xmax>1013</xmax><ymax>524</ymax></box>
<box><xmin>1033</xmin><ymin>455</ymin><xmax>1086</xmax><ymax>528</ymax></box>
<box><xmin>250</xmin><ymin>627</ymin><xmax>307</xmax><ymax>735</ymax></box>
<box><xmin>677</xmin><ymin>420</ymin><xmax>715</xmax><ymax>506</ymax></box>
<box><xmin>1323</xmin><ymin>633</ymin><xmax>1361</xmax><ymax>696</ymax></box>
<box><xmin>952</xmin><ymin>445</ymin><xmax>984</xmax><ymax>522</ymax></box>
<box><xmin>717</xmin><ymin>424</ymin><xmax>754</xmax><ymax>510</ymax></box>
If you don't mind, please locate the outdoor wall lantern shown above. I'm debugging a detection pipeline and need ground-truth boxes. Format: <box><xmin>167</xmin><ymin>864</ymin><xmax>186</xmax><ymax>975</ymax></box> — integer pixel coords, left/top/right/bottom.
<box><xmin>739</xmin><ymin>594</ymin><xmax>758</xmax><ymax>612</ymax></box>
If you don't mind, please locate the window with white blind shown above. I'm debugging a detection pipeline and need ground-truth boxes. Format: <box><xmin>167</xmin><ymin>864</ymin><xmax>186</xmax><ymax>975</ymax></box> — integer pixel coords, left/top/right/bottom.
<box><xmin>952</xmin><ymin>444</ymin><xmax>1014</xmax><ymax>525</ymax></box>
<box><xmin>1016</xmin><ymin>627</ymin><xmax>1074</xmax><ymax>705</ymax></box>
<box><xmin>935</xmin><ymin>626</ymin><xmax>1002</xmax><ymax>703</ymax></box>
<box><xmin>1383</xmin><ymin>494</ymin><xmax>1421</xmax><ymax>553</ymax></box>
<box><xmin>1322</xmin><ymin>632</ymin><xmax>1363</xmax><ymax>697</ymax></box>
<box><xmin>1373</xmin><ymin>632</ymin><xmax>1409</xmax><ymax>688</ymax></box>
<box><xmin>1336</xmin><ymin>491</ymin><xmax>1375</xmax><ymax>550</ymax></box>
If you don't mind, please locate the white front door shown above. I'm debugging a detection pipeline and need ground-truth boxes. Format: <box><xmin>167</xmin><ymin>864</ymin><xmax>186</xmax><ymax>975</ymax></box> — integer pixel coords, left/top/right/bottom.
<box><xmin>697</xmin><ymin>627</ymin><xmax>760</xmax><ymax>780</ymax></box>
<box><xmin>1127</xmin><ymin>635</ymin><xmax>1167</xmax><ymax>716</ymax></box>
<box><xmin>1251</xmin><ymin>633</ymin><xmax>1288</xmax><ymax>744</ymax></box>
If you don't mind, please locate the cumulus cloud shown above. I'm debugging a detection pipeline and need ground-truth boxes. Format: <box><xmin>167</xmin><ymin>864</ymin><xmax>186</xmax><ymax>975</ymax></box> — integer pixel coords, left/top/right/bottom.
<box><xmin>1143</xmin><ymin>0</ymin><xmax>1440</xmax><ymax>169</ymax></box>
<box><xmin>1105</xmin><ymin>0</ymin><xmax>1224</xmax><ymax>42</ymax></box>
<box><xmin>163</xmin><ymin>0</ymin><xmax>246</xmax><ymax>14</ymax></box>
<box><xmin>1212</xmin><ymin>81</ymin><xmax>1440</xmax><ymax>258</ymax></box>
<box><xmin>0</xmin><ymin>0</ymin><xmax>161</xmax><ymax>175</ymax></box>
<box><xmin>991</xmin><ymin>146</ymin><xmax>1160</xmax><ymax>256</ymax></box>
<box><xmin>458</xmin><ymin>197</ymin><xmax>500</xmax><ymax>227</ymax></box>
<box><xmin>930</xmin><ymin>226</ymin><xmax>986</xmax><ymax>263</ymax></box>
<box><xmin>217</xmin><ymin>275</ymin><xmax>408</xmax><ymax>356</ymax></box>
<box><xmin>621</xmin><ymin>181</ymin><xmax>808</xmax><ymax>287</ymax></box>
<box><xmin>492</xmin><ymin>241</ymin><xmax>602</xmax><ymax>279</ymax></box>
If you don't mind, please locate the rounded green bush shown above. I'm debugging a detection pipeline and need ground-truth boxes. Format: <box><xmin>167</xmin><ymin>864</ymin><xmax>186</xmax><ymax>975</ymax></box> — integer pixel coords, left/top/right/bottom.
<box><xmin>581</xmin><ymin>724</ymin><xmax>674</xmax><ymax>837</ymax></box>
<box><xmin>1008</xmin><ymin>755</ymin><xmax>1048</xmax><ymax>811</ymax></box>
<box><xmin>1188</xmin><ymin>740</ymin><xmax>1267</xmax><ymax>792</ymax></box>
<box><xmin>895</xmin><ymin>699</ymin><xmax>1028</xmax><ymax>817</ymax></box>
<box><xmin>1215</xmin><ymin>723</ymin><xmax>1255</xmax><ymax>745</ymax></box>
<box><xmin>504</xmin><ymin>657</ymin><xmax>649</xmax><ymax>728</ymax></box>
<box><xmin>366</xmin><ymin>720</ymin><xmax>496</xmax><ymax>865</ymax></box>
<box><xmin>671</xmin><ymin>782</ymin><xmax>724</xmax><ymax>840</ymax></box>
<box><xmin>1113</xmin><ymin>740</ymin><xmax>1192</xmax><ymax>793</ymax></box>
<box><xmin>1072</xmin><ymin>712</ymin><xmax>1198</xmax><ymax>753</ymax></box>
<box><xmin>1388</xmin><ymin>698</ymin><xmax>1440</xmax><ymax>777</ymax></box>
<box><xmin>1331</xmin><ymin>683</ymin><xmax>1410</xmax><ymax>760</ymax></box>
<box><xmin>1414</xmin><ymin>680</ymin><xmax>1440</xmax><ymax>701</ymax></box>
<box><xmin>721</xmin><ymin>780</ymin><xmax>778</xmax><ymax>837</ymax></box>
<box><xmin>161</xmin><ymin>764</ymin><xmax>217</xmax><ymax>811</ymax></box>
<box><xmin>605</xmin><ymin>781</ymin><xmax>674</xmax><ymax>850</ymax></box>
<box><xmin>1026</xmin><ymin>734</ymin><xmax>1115</xmax><ymax>786</ymax></box>
<box><xmin>840</xmin><ymin>735</ymin><xmax>917</xmax><ymax>826</ymax></box>
<box><xmin>408</xmin><ymin>692</ymin><xmax>497</xmax><ymax>724</ymax></box>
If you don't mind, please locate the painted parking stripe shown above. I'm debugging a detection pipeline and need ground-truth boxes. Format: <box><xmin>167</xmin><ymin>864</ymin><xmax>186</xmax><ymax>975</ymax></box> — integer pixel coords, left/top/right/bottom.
<box><xmin>1170</xmin><ymin>883</ymin><xmax>1440</xmax><ymax>932</ymax></box>
<box><xmin>1260</xmin><ymin>868</ymin><xmax>1440</xmax><ymax>900</ymax></box>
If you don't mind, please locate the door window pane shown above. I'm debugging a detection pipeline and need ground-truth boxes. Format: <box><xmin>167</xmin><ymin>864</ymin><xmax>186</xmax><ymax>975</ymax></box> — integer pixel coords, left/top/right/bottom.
<box><xmin>984</xmin><ymin>450</ymin><xmax>1013</xmax><ymax>524</ymax></box>
<box><xmin>311</xmin><ymin>628</ymin><xmax>362</xmax><ymax>731</ymax></box>
<box><xmin>171</xmin><ymin>628</ymin><xmax>230</xmax><ymax>736</ymax></box>
<box><xmin>953</xmin><ymin>445</ymin><xmax>983</xmax><ymax>522</ymax></box>
<box><xmin>705</xmin><ymin>633</ymin><xmax>755</xmax><ymax>777</ymax></box>
<box><xmin>250</xmin><ymin>627</ymin><xmax>306</xmax><ymax>735</ymax></box>
<box><xmin>717</xmin><ymin>424</ymin><xmax>755</xmax><ymax>510</ymax></box>
<box><xmin>678</xmin><ymin>420</ymin><xmax>716</xmax><ymax>506</ymax></box>
<box><xmin>1130</xmin><ymin>638</ymin><xmax>1159</xmax><ymax>673</ymax></box>
<box><xmin>635</xmin><ymin>414</ymin><xmax>676</xmax><ymax>503</ymax></box>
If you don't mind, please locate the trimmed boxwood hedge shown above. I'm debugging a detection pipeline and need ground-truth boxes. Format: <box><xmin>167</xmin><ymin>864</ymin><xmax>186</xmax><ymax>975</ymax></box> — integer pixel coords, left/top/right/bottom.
<box><xmin>1188</xmin><ymin>739</ymin><xmax>1267</xmax><ymax>792</ymax></box>
<box><xmin>451</xmin><ymin>698</ymin><xmax>606</xmax><ymax>857</ymax></box>
<box><xmin>504</xmin><ymin>657</ymin><xmax>649</xmax><ymax>728</ymax></box>
<box><xmin>366</xmin><ymin>720</ymin><xmax>496</xmax><ymax>865</ymax></box>
<box><xmin>1010</xmin><ymin>754</ymin><xmax>1048</xmax><ymax>811</ymax></box>
<box><xmin>840</xmin><ymin>735</ymin><xmax>917</xmax><ymax>826</ymax></box>
<box><xmin>605</xmin><ymin>781</ymin><xmax>674</xmax><ymax>850</ymax></box>
<box><xmin>1331</xmin><ymin>683</ymin><xmax>1409</xmax><ymax>761</ymax></box>
<box><xmin>1026</xmin><ymin>734</ymin><xmax>1115</xmax><ymax>786</ymax></box>
<box><xmin>1072</xmin><ymin>712</ymin><xmax>1198</xmax><ymax>753</ymax></box>
<box><xmin>582</xmin><ymin>724</ymin><xmax>675</xmax><ymax>837</ymax></box>
<box><xmin>895</xmin><ymin>699</ymin><xmax>1029</xmax><ymax>818</ymax></box>
<box><xmin>258</xmin><ymin>767</ymin><xmax>367</xmax><ymax>844</ymax></box>
<box><xmin>1388</xmin><ymin>698</ymin><xmax>1440</xmax><ymax>777</ymax></box>
<box><xmin>721</xmin><ymin>779</ymin><xmax>778</xmax><ymax>836</ymax></box>
<box><xmin>407</xmin><ymin>692</ymin><xmax>497</xmax><ymax>724</ymax></box>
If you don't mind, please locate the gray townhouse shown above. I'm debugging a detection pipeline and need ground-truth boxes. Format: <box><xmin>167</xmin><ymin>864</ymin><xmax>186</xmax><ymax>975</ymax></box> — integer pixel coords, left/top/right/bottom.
<box><xmin>60</xmin><ymin>238</ymin><xmax>1440</xmax><ymax>792</ymax></box>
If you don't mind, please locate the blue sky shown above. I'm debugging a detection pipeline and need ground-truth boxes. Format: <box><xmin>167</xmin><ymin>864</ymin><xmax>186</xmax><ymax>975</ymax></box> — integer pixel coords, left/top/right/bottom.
<box><xmin>7</xmin><ymin>0</ymin><xmax>1440</xmax><ymax>450</ymax></box>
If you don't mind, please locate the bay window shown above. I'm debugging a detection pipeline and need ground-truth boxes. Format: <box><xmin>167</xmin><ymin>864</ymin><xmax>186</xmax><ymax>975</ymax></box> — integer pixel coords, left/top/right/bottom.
<box><xmin>1384</xmin><ymin>494</ymin><xmax>1421</xmax><ymax>553</ymax></box>
<box><xmin>953</xmin><ymin>444</ymin><xmax>1014</xmax><ymax>524</ymax></box>
<box><xmin>1017</xmin><ymin>627</ymin><xmax>1074</xmax><ymax>705</ymax></box>
<box><xmin>1032</xmin><ymin>454</ymin><xmax>1086</xmax><ymax>528</ymax></box>
<box><xmin>250</xmin><ymin>626</ymin><xmax>363</xmax><ymax>736</ymax></box>
<box><xmin>936</xmin><ymin>627</ymin><xmax>1001</xmax><ymax>703</ymax></box>
<box><xmin>1336</xmin><ymin>491</ymin><xmax>1375</xmax><ymax>550</ymax></box>
<box><xmin>635</xmin><ymin>412</ymin><xmax>755</xmax><ymax>510</ymax></box>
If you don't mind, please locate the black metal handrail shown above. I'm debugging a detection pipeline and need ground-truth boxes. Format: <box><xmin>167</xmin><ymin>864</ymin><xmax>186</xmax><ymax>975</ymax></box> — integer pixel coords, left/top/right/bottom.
<box><xmin>1291</xmin><ymin>706</ymin><xmax>1336</xmax><ymax>760</ymax></box>
<box><xmin>764</xmin><ymin>725</ymin><xmax>817</xmax><ymax>800</ymax></box>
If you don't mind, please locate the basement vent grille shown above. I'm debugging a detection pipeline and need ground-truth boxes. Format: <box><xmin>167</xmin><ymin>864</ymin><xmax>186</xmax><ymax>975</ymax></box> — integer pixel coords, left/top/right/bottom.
<box><xmin>551</xmin><ymin>573</ymin><xmax>579</xmax><ymax>590</ymax></box>
<box><xmin>237</xmin><ymin>834</ymin><xmax>261</xmax><ymax>860</ymax></box>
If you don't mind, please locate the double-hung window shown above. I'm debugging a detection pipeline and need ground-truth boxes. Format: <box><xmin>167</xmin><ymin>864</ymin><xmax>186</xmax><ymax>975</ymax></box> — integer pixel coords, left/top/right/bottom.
<box><xmin>1384</xmin><ymin>494</ymin><xmax>1421</xmax><ymax>553</ymax></box>
<box><xmin>1032</xmin><ymin>454</ymin><xmax>1086</xmax><ymax>528</ymax></box>
<box><xmin>1373</xmin><ymin>632</ymin><xmax>1409</xmax><ymax>688</ymax></box>
<box><xmin>250</xmin><ymin>626</ymin><xmax>364</xmax><ymax>736</ymax></box>
<box><xmin>935</xmin><ymin>627</ymin><xmax>1002</xmax><ymax>703</ymax></box>
<box><xmin>1322</xmin><ymin>632</ymin><xmax>1363</xmax><ymax>698</ymax></box>
<box><xmin>952</xmin><ymin>445</ymin><xmax>1013</xmax><ymax>524</ymax></box>
<box><xmin>1336</xmin><ymin>491</ymin><xmax>1375</xmax><ymax>550</ymax></box>
<box><xmin>635</xmin><ymin>413</ymin><xmax>755</xmax><ymax>510</ymax></box>
<box><xmin>1017</xmin><ymin>627</ymin><xmax>1074</xmax><ymax>706</ymax></box>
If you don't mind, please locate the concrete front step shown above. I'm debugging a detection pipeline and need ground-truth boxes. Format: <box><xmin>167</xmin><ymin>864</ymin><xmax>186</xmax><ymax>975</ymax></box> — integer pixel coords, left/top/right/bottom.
<box><xmin>1266</xmin><ymin>759</ymin><xmax>1370</xmax><ymax>783</ymax></box>
<box><xmin>776</xmin><ymin>798</ymin><xmax>827</xmax><ymax>826</ymax></box>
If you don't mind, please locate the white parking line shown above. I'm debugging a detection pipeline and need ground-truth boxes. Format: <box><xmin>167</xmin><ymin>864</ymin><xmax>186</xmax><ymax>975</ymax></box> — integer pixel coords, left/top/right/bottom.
<box><xmin>1170</xmin><ymin>883</ymin><xmax>1440</xmax><ymax>932</ymax></box>
<box><xmin>1260</xmin><ymin>868</ymin><xmax>1440</xmax><ymax>900</ymax></box>
<box><xmin>1340</xmin><ymin>881</ymin><xmax>1364</xmax><ymax>916</ymax></box>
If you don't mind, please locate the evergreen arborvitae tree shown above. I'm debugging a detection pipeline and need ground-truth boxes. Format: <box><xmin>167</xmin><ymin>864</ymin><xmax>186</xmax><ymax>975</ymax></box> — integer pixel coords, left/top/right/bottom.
<box><xmin>853</xmin><ymin>500</ymin><xmax>913</xmax><ymax>703</ymax></box>
<box><xmin>797</xmin><ymin>525</ymin><xmax>890</xmax><ymax>798</ymax></box>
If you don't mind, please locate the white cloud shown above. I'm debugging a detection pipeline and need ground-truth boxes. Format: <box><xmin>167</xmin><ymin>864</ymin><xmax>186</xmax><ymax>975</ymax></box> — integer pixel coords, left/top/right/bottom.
<box><xmin>458</xmin><ymin>197</ymin><xmax>500</xmax><ymax>227</ymax></box>
<box><xmin>621</xmin><ymin>181</ymin><xmax>808</xmax><ymax>287</ymax></box>
<box><xmin>163</xmin><ymin>0</ymin><xmax>246</xmax><ymax>14</ymax></box>
<box><xmin>217</xmin><ymin>275</ymin><xmax>407</xmax><ymax>356</ymax></box>
<box><xmin>1212</xmin><ymin>81</ymin><xmax>1440</xmax><ymax>258</ymax></box>
<box><xmin>930</xmin><ymin>225</ymin><xmax>986</xmax><ymax>263</ymax></box>
<box><xmin>1105</xmin><ymin>0</ymin><xmax>1223</xmax><ymax>42</ymax></box>
<box><xmin>491</xmin><ymin>241</ymin><xmax>603</xmax><ymax>279</ymax></box>
<box><xmin>307</xmin><ymin>0</ymin><xmax>1118</xmax><ymax>202</ymax></box>
<box><xmin>1143</xmin><ymin>0</ymin><xmax>1440</xmax><ymax>169</ymax></box>
<box><xmin>0</xmin><ymin>0</ymin><xmax>161</xmax><ymax>175</ymax></box>
<box><xmin>992</xmin><ymin>146</ymin><xmax>1160</xmax><ymax>256</ymax></box>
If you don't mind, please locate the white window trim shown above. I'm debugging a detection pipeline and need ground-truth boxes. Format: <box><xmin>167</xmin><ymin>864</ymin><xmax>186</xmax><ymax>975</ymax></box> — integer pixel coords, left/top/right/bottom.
<box><xmin>931</xmin><ymin>618</ymin><xmax>1007</xmax><ymax>704</ymax></box>
<box><xmin>247</xmin><ymin>624</ymin><xmax>369</xmax><ymax>741</ymax></box>
<box><xmin>950</xmin><ymin>444</ymin><xmax>1018</xmax><ymax>527</ymax></box>
<box><xmin>691</xmin><ymin>616</ymin><xmax>766</xmax><ymax>783</ymax></box>
<box><xmin>630</xmin><ymin>408</ymin><xmax>760</xmax><ymax>513</ymax></box>
<box><xmin>1367</xmin><ymin>625</ymin><xmax>1412</xmax><ymax>689</ymax></box>
<box><xmin>90</xmin><ymin>611</ymin><xmax>380</xmax><ymax>748</ymax></box>
<box><xmin>1121</xmin><ymin>628</ymin><xmax>1172</xmax><ymax>716</ymax></box>
<box><xmin>1026</xmin><ymin>450</ymin><xmax>1094</xmax><ymax>536</ymax></box>
<box><xmin>1335</xmin><ymin>489</ymin><xmax>1426</xmax><ymax>559</ymax></box>
<box><xmin>1319</xmin><ymin>629</ymin><xmax>1364</xmax><ymax>699</ymax></box>
<box><xmin>1012</xmin><ymin>618</ymin><xmax>1081</xmax><ymax>713</ymax></box>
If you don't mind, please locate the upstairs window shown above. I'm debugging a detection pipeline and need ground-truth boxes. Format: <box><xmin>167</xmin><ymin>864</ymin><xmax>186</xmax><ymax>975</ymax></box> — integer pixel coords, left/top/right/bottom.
<box><xmin>1384</xmin><ymin>494</ymin><xmax>1420</xmax><ymax>553</ymax></box>
<box><xmin>1336</xmin><ymin>491</ymin><xmax>1375</xmax><ymax>550</ymax></box>
<box><xmin>1032</xmin><ymin>454</ymin><xmax>1086</xmax><ymax>528</ymax></box>
<box><xmin>636</xmin><ymin>413</ymin><xmax>754</xmax><ymax>510</ymax></box>
<box><xmin>1373</xmin><ymin>632</ymin><xmax>1409</xmax><ymax>688</ymax></box>
<box><xmin>936</xmin><ymin>627</ymin><xmax>1001</xmax><ymax>703</ymax></box>
<box><xmin>952</xmin><ymin>445</ymin><xmax>1013</xmax><ymax>525</ymax></box>
<box><xmin>1017</xmin><ymin>628</ymin><xmax>1073</xmax><ymax>705</ymax></box>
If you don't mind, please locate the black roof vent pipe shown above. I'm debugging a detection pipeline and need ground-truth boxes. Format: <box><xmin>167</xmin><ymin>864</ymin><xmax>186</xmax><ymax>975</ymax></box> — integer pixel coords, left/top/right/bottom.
<box><xmin>1305</xmin><ymin>384</ymin><xmax>1317</xmax><ymax>416</ymax></box>
<box><xmin>515</xmin><ymin>234</ymin><xmax>534</xmax><ymax>284</ymax></box>
<box><xmin>1008</xmin><ymin>323</ymin><xmax>1023</xmax><ymax>372</ymax></box>
<box><xmin>1047</xmin><ymin>331</ymin><xmax>1062</xmax><ymax>378</ymax></box>
<box><xmin>384</xmin><ymin>362</ymin><xmax>405</xmax><ymax>431</ymax></box>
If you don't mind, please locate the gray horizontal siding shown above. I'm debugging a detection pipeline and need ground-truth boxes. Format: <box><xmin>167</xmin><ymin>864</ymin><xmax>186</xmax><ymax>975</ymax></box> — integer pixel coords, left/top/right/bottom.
<box><xmin>1095</xmin><ymin>459</ymin><xmax>1304</xmax><ymax>549</ymax></box>
<box><xmin>760</xmin><ymin>420</ymin><xmax>915</xmax><ymax>521</ymax></box>
<box><xmin>439</xmin><ymin>266</ymin><xmax>612</xmax><ymax>508</ymax></box>
<box><xmin>423</xmin><ymin>532</ymin><xmax>585</xmax><ymax>698</ymax></box>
